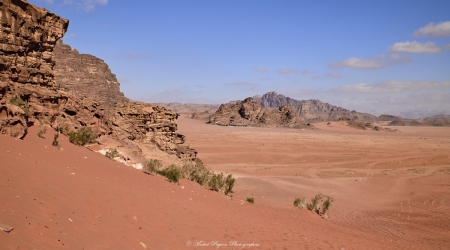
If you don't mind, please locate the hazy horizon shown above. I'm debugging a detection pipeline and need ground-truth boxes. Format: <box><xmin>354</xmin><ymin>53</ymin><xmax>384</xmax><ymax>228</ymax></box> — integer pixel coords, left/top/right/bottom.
<box><xmin>29</xmin><ymin>0</ymin><xmax>450</xmax><ymax>116</ymax></box>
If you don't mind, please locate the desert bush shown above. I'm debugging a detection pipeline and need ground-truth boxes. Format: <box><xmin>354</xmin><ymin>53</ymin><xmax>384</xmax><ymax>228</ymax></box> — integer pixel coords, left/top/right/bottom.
<box><xmin>36</xmin><ymin>119</ymin><xmax>48</xmax><ymax>138</ymax></box>
<box><xmin>246</xmin><ymin>197</ymin><xmax>254</xmax><ymax>204</ymax></box>
<box><xmin>181</xmin><ymin>160</ymin><xmax>235</xmax><ymax>194</ymax></box>
<box><xmin>321</xmin><ymin>196</ymin><xmax>334</xmax><ymax>215</ymax></box>
<box><xmin>10</xmin><ymin>96</ymin><xmax>28</xmax><ymax>114</ymax></box>
<box><xmin>52</xmin><ymin>133</ymin><xmax>61</xmax><ymax>149</ymax></box>
<box><xmin>294</xmin><ymin>197</ymin><xmax>306</xmax><ymax>208</ymax></box>
<box><xmin>223</xmin><ymin>174</ymin><xmax>235</xmax><ymax>195</ymax></box>
<box><xmin>144</xmin><ymin>159</ymin><xmax>163</xmax><ymax>175</ymax></box>
<box><xmin>55</xmin><ymin>118</ymin><xmax>70</xmax><ymax>135</ymax></box>
<box><xmin>105</xmin><ymin>148</ymin><xmax>119</xmax><ymax>159</ymax></box>
<box><xmin>307</xmin><ymin>193</ymin><xmax>323</xmax><ymax>214</ymax></box>
<box><xmin>68</xmin><ymin>127</ymin><xmax>97</xmax><ymax>146</ymax></box>
<box><xmin>10</xmin><ymin>96</ymin><xmax>25</xmax><ymax>107</ymax></box>
<box><xmin>208</xmin><ymin>173</ymin><xmax>225</xmax><ymax>192</ymax></box>
<box><xmin>158</xmin><ymin>164</ymin><xmax>181</xmax><ymax>183</ymax></box>
<box><xmin>37</xmin><ymin>125</ymin><xmax>47</xmax><ymax>138</ymax></box>
<box><xmin>306</xmin><ymin>193</ymin><xmax>334</xmax><ymax>216</ymax></box>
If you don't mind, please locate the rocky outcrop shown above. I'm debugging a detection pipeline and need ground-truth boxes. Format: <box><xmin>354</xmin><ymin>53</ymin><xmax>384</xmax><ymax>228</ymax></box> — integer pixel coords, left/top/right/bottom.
<box><xmin>53</xmin><ymin>41</ymin><xmax>128</xmax><ymax>106</ymax></box>
<box><xmin>209</xmin><ymin>97</ymin><xmax>311</xmax><ymax>129</ymax></box>
<box><xmin>0</xmin><ymin>81</ymin><xmax>196</xmax><ymax>160</ymax></box>
<box><xmin>0</xmin><ymin>0</ymin><xmax>196</xmax><ymax>164</ymax></box>
<box><xmin>253</xmin><ymin>92</ymin><xmax>378</xmax><ymax>122</ymax></box>
<box><xmin>0</xmin><ymin>0</ymin><xmax>68</xmax><ymax>87</ymax></box>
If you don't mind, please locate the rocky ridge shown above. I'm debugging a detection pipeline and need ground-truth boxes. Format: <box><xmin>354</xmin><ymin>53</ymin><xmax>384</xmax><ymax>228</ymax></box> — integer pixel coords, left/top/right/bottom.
<box><xmin>208</xmin><ymin>97</ymin><xmax>311</xmax><ymax>129</ymax></box>
<box><xmin>253</xmin><ymin>91</ymin><xmax>378</xmax><ymax>122</ymax></box>
<box><xmin>0</xmin><ymin>0</ymin><xmax>196</xmax><ymax>167</ymax></box>
<box><xmin>53</xmin><ymin>40</ymin><xmax>128</xmax><ymax>106</ymax></box>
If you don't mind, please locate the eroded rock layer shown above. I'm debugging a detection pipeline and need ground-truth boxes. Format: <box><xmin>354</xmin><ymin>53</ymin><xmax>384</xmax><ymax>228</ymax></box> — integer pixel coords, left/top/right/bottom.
<box><xmin>209</xmin><ymin>97</ymin><xmax>311</xmax><ymax>129</ymax></box>
<box><xmin>53</xmin><ymin>41</ymin><xmax>128</xmax><ymax>106</ymax></box>
<box><xmin>0</xmin><ymin>0</ymin><xmax>68</xmax><ymax>87</ymax></box>
<box><xmin>0</xmin><ymin>0</ymin><xmax>196</xmax><ymax>164</ymax></box>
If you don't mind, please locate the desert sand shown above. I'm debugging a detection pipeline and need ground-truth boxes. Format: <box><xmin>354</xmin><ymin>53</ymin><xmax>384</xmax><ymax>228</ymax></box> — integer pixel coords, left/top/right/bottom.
<box><xmin>1</xmin><ymin>120</ymin><xmax>449</xmax><ymax>249</ymax></box>
<box><xmin>178</xmin><ymin>117</ymin><xmax>450</xmax><ymax>249</ymax></box>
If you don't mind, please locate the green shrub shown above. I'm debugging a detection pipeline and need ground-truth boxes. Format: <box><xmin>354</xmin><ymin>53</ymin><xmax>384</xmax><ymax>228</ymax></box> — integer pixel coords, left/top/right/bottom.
<box><xmin>105</xmin><ymin>148</ymin><xmax>119</xmax><ymax>159</ymax></box>
<box><xmin>180</xmin><ymin>160</ymin><xmax>235</xmax><ymax>194</ymax></box>
<box><xmin>208</xmin><ymin>173</ymin><xmax>225</xmax><ymax>192</ymax></box>
<box><xmin>10</xmin><ymin>96</ymin><xmax>28</xmax><ymax>114</ymax></box>
<box><xmin>294</xmin><ymin>197</ymin><xmax>306</xmax><ymax>208</ymax></box>
<box><xmin>55</xmin><ymin>119</ymin><xmax>70</xmax><ymax>135</ymax></box>
<box><xmin>307</xmin><ymin>193</ymin><xmax>323</xmax><ymax>214</ymax></box>
<box><xmin>144</xmin><ymin>159</ymin><xmax>163</xmax><ymax>175</ymax></box>
<box><xmin>246</xmin><ymin>197</ymin><xmax>254</xmax><ymax>204</ymax></box>
<box><xmin>68</xmin><ymin>127</ymin><xmax>97</xmax><ymax>146</ymax></box>
<box><xmin>37</xmin><ymin>125</ymin><xmax>47</xmax><ymax>138</ymax></box>
<box><xmin>224</xmin><ymin>174</ymin><xmax>235</xmax><ymax>195</ymax></box>
<box><xmin>158</xmin><ymin>164</ymin><xmax>181</xmax><ymax>183</ymax></box>
<box><xmin>322</xmin><ymin>196</ymin><xmax>334</xmax><ymax>215</ymax></box>
<box><xmin>306</xmin><ymin>193</ymin><xmax>334</xmax><ymax>216</ymax></box>
<box><xmin>52</xmin><ymin>133</ymin><xmax>61</xmax><ymax>149</ymax></box>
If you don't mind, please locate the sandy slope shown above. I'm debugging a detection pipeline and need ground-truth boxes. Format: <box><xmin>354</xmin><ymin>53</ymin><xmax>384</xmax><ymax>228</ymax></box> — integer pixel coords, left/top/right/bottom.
<box><xmin>178</xmin><ymin>118</ymin><xmax>450</xmax><ymax>249</ymax></box>
<box><xmin>0</xmin><ymin>122</ymin><xmax>446</xmax><ymax>249</ymax></box>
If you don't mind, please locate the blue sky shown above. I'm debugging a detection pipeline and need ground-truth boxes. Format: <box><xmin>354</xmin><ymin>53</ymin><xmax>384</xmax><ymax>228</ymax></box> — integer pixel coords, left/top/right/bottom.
<box><xmin>30</xmin><ymin>0</ymin><xmax>450</xmax><ymax>116</ymax></box>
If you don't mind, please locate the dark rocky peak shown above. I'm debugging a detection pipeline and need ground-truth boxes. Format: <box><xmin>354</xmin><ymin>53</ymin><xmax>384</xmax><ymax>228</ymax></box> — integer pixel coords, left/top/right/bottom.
<box><xmin>53</xmin><ymin>40</ymin><xmax>129</xmax><ymax>107</ymax></box>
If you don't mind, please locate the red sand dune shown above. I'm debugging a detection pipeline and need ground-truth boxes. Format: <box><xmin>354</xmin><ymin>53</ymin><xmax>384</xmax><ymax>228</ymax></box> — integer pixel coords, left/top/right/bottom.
<box><xmin>1</xmin><ymin>121</ymin><xmax>448</xmax><ymax>249</ymax></box>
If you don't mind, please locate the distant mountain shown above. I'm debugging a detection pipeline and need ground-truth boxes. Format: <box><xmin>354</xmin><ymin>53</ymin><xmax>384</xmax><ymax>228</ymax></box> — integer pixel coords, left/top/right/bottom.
<box><xmin>253</xmin><ymin>92</ymin><xmax>378</xmax><ymax>122</ymax></box>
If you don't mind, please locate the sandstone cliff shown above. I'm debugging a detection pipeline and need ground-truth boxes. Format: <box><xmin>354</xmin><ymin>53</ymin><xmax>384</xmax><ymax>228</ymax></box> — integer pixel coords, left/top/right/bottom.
<box><xmin>0</xmin><ymin>0</ymin><xmax>196</xmax><ymax>166</ymax></box>
<box><xmin>253</xmin><ymin>92</ymin><xmax>378</xmax><ymax>122</ymax></box>
<box><xmin>209</xmin><ymin>97</ymin><xmax>311</xmax><ymax>129</ymax></box>
<box><xmin>0</xmin><ymin>0</ymin><xmax>68</xmax><ymax>87</ymax></box>
<box><xmin>53</xmin><ymin>40</ymin><xmax>128</xmax><ymax>106</ymax></box>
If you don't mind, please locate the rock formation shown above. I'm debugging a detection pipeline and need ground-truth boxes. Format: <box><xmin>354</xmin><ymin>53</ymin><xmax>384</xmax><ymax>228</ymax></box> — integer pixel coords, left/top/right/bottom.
<box><xmin>0</xmin><ymin>0</ymin><xmax>68</xmax><ymax>87</ymax></box>
<box><xmin>209</xmin><ymin>97</ymin><xmax>311</xmax><ymax>129</ymax></box>
<box><xmin>253</xmin><ymin>91</ymin><xmax>378</xmax><ymax>122</ymax></box>
<box><xmin>53</xmin><ymin>41</ymin><xmax>128</xmax><ymax>106</ymax></box>
<box><xmin>0</xmin><ymin>0</ymin><xmax>196</xmax><ymax>165</ymax></box>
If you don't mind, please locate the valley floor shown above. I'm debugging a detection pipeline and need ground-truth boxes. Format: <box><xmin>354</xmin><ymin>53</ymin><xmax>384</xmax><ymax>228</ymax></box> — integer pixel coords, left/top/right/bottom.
<box><xmin>178</xmin><ymin>118</ymin><xmax>450</xmax><ymax>249</ymax></box>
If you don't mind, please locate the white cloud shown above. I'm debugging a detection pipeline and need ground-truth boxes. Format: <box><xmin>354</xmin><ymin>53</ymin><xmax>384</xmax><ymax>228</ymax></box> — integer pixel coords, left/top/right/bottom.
<box><xmin>78</xmin><ymin>0</ymin><xmax>108</xmax><ymax>12</ymax></box>
<box><xmin>301</xmin><ymin>70</ymin><xmax>312</xmax><ymax>75</ymax></box>
<box><xmin>330</xmin><ymin>57</ymin><xmax>383</xmax><ymax>69</ymax></box>
<box><xmin>254</xmin><ymin>67</ymin><xmax>269</xmax><ymax>72</ymax></box>
<box><xmin>414</xmin><ymin>21</ymin><xmax>450</xmax><ymax>37</ymax></box>
<box><xmin>330</xmin><ymin>54</ymin><xmax>412</xmax><ymax>69</ymax></box>
<box><xmin>278</xmin><ymin>68</ymin><xmax>297</xmax><ymax>74</ymax></box>
<box><xmin>335</xmin><ymin>80</ymin><xmax>450</xmax><ymax>93</ymax></box>
<box><xmin>388</xmin><ymin>41</ymin><xmax>442</xmax><ymax>53</ymax></box>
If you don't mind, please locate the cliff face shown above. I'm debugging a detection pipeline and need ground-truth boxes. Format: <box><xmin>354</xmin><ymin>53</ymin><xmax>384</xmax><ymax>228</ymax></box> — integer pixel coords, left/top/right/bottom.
<box><xmin>253</xmin><ymin>92</ymin><xmax>378</xmax><ymax>122</ymax></box>
<box><xmin>53</xmin><ymin>41</ymin><xmax>128</xmax><ymax>106</ymax></box>
<box><xmin>0</xmin><ymin>0</ymin><xmax>196</xmax><ymax>164</ymax></box>
<box><xmin>0</xmin><ymin>0</ymin><xmax>68</xmax><ymax>87</ymax></box>
<box><xmin>209</xmin><ymin>97</ymin><xmax>311</xmax><ymax>129</ymax></box>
